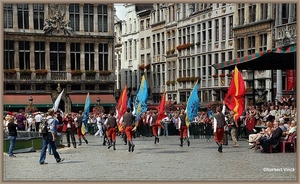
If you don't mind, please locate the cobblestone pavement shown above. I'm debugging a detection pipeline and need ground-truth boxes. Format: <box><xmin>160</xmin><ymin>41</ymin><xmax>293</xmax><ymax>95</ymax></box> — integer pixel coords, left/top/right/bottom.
<box><xmin>3</xmin><ymin>135</ymin><xmax>297</xmax><ymax>182</ymax></box>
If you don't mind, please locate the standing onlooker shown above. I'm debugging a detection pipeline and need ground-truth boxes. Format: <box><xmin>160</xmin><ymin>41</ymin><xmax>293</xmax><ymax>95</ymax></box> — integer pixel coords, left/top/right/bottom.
<box><xmin>34</xmin><ymin>112</ymin><xmax>43</xmax><ymax>132</ymax></box>
<box><xmin>228</xmin><ymin>111</ymin><xmax>239</xmax><ymax>147</ymax></box>
<box><xmin>213</xmin><ymin>102</ymin><xmax>226</xmax><ymax>153</ymax></box>
<box><xmin>27</xmin><ymin>115</ymin><xmax>35</xmax><ymax>131</ymax></box>
<box><xmin>39</xmin><ymin>108</ymin><xmax>64</xmax><ymax>164</ymax></box>
<box><xmin>245</xmin><ymin>113</ymin><xmax>256</xmax><ymax>137</ymax></box>
<box><xmin>120</xmin><ymin>108</ymin><xmax>135</xmax><ymax>152</ymax></box>
<box><xmin>104</xmin><ymin>111</ymin><xmax>118</xmax><ymax>150</ymax></box>
<box><xmin>94</xmin><ymin>113</ymin><xmax>103</xmax><ymax>137</ymax></box>
<box><xmin>7</xmin><ymin>116</ymin><xmax>18</xmax><ymax>157</ymax></box>
<box><xmin>162</xmin><ymin>115</ymin><xmax>170</xmax><ymax>137</ymax></box>
<box><xmin>62</xmin><ymin>113</ymin><xmax>76</xmax><ymax>148</ymax></box>
<box><xmin>16</xmin><ymin>109</ymin><xmax>27</xmax><ymax>131</ymax></box>
<box><xmin>145</xmin><ymin>111</ymin><xmax>152</xmax><ymax>137</ymax></box>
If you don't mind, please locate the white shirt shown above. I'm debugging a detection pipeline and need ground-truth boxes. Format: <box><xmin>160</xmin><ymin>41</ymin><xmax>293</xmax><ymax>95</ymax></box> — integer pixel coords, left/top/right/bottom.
<box><xmin>34</xmin><ymin>114</ymin><xmax>43</xmax><ymax>122</ymax></box>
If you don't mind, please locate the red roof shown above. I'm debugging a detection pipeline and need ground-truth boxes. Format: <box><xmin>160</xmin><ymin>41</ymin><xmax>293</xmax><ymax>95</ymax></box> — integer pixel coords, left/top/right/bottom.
<box><xmin>69</xmin><ymin>94</ymin><xmax>116</xmax><ymax>105</ymax></box>
<box><xmin>3</xmin><ymin>94</ymin><xmax>53</xmax><ymax>105</ymax></box>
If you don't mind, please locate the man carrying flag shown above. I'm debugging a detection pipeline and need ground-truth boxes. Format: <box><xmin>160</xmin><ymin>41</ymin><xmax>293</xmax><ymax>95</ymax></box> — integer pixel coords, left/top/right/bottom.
<box><xmin>120</xmin><ymin>108</ymin><xmax>136</xmax><ymax>152</ymax></box>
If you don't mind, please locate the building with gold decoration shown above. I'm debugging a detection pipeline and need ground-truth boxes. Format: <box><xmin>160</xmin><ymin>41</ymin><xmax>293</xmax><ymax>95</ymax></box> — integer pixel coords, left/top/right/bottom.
<box><xmin>3</xmin><ymin>3</ymin><xmax>116</xmax><ymax>113</ymax></box>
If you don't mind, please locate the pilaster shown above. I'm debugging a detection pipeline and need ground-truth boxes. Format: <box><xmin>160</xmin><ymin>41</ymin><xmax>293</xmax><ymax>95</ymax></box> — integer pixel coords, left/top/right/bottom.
<box><xmin>79</xmin><ymin>4</ymin><xmax>84</xmax><ymax>33</ymax></box>
<box><xmin>94</xmin><ymin>4</ymin><xmax>98</xmax><ymax>32</ymax></box>
<box><xmin>30</xmin><ymin>41</ymin><xmax>35</xmax><ymax>69</ymax></box>
<box><xmin>244</xmin><ymin>3</ymin><xmax>249</xmax><ymax>24</ymax></box>
<box><xmin>28</xmin><ymin>4</ymin><xmax>34</xmax><ymax>30</ymax></box>
<box><xmin>13</xmin><ymin>4</ymin><xmax>18</xmax><ymax>30</ymax></box>
<box><xmin>14</xmin><ymin>40</ymin><xmax>19</xmax><ymax>68</ymax></box>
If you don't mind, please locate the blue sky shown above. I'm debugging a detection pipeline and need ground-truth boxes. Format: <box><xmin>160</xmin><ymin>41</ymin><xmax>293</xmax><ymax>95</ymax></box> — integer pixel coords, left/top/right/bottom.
<box><xmin>114</xmin><ymin>3</ymin><xmax>126</xmax><ymax>20</ymax></box>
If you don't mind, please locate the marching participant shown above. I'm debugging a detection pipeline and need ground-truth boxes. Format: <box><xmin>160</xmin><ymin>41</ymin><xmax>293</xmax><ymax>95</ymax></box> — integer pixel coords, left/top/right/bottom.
<box><xmin>178</xmin><ymin>110</ymin><xmax>190</xmax><ymax>147</ymax></box>
<box><xmin>104</xmin><ymin>110</ymin><xmax>118</xmax><ymax>150</ymax></box>
<box><xmin>120</xmin><ymin>108</ymin><xmax>136</xmax><ymax>152</ymax></box>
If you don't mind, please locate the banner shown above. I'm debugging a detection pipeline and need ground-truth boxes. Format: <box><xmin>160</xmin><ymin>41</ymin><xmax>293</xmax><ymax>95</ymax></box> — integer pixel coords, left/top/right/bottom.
<box><xmin>286</xmin><ymin>70</ymin><xmax>295</xmax><ymax>92</ymax></box>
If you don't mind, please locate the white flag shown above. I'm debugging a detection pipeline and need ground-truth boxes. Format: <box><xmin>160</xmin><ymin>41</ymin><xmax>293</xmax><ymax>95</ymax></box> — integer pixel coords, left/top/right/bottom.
<box><xmin>53</xmin><ymin>89</ymin><xmax>64</xmax><ymax>112</ymax></box>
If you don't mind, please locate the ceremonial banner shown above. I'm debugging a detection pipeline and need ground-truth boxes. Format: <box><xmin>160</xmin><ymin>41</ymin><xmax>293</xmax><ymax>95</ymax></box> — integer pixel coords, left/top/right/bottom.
<box><xmin>52</xmin><ymin>89</ymin><xmax>64</xmax><ymax>112</ymax></box>
<box><xmin>224</xmin><ymin>66</ymin><xmax>246</xmax><ymax>122</ymax></box>
<box><xmin>155</xmin><ymin>91</ymin><xmax>167</xmax><ymax>128</ymax></box>
<box><xmin>286</xmin><ymin>70</ymin><xmax>295</xmax><ymax>92</ymax></box>
<box><xmin>81</xmin><ymin>93</ymin><xmax>90</xmax><ymax>134</ymax></box>
<box><xmin>185</xmin><ymin>80</ymin><xmax>199</xmax><ymax>127</ymax></box>
<box><xmin>133</xmin><ymin>75</ymin><xmax>148</xmax><ymax>130</ymax></box>
<box><xmin>116</xmin><ymin>85</ymin><xmax>128</xmax><ymax>132</ymax></box>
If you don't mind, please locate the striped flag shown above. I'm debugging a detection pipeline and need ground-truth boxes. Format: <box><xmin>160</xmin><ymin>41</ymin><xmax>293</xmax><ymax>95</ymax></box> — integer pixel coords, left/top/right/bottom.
<box><xmin>224</xmin><ymin>66</ymin><xmax>246</xmax><ymax>122</ymax></box>
<box><xmin>81</xmin><ymin>93</ymin><xmax>90</xmax><ymax>134</ymax></box>
<box><xmin>185</xmin><ymin>80</ymin><xmax>199</xmax><ymax>127</ymax></box>
<box><xmin>155</xmin><ymin>91</ymin><xmax>167</xmax><ymax>128</ymax></box>
<box><xmin>52</xmin><ymin>89</ymin><xmax>64</xmax><ymax>112</ymax></box>
<box><xmin>116</xmin><ymin>85</ymin><xmax>128</xmax><ymax>132</ymax></box>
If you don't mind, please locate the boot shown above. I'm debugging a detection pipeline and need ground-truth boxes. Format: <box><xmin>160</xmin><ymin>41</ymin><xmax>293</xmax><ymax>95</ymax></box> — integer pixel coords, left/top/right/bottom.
<box><xmin>108</xmin><ymin>140</ymin><xmax>112</xmax><ymax>149</ymax></box>
<box><xmin>78</xmin><ymin>138</ymin><xmax>82</xmax><ymax>146</ymax></box>
<box><xmin>73</xmin><ymin>141</ymin><xmax>76</xmax><ymax>148</ymax></box>
<box><xmin>154</xmin><ymin>136</ymin><xmax>157</xmax><ymax>144</ymax></box>
<box><xmin>83</xmin><ymin>137</ymin><xmax>88</xmax><ymax>144</ymax></box>
<box><xmin>157</xmin><ymin>136</ymin><xmax>159</xmax><ymax>143</ymax></box>
<box><xmin>113</xmin><ymin>141</ymin><xmax>116</xmax><ymax>150</ymax></box>
<box><xmin>102</xmin><ymin>138</ymin><xmax>106</xmax><ymax>146</ymax></box>
<box><xmin>218</xmin><ymin>145</ymin><xmax>223</xmax><ymax>153</ymax></box>
<box><xmin>130</xmin><ymin>141</ymin><xmax>135</xmax><ymax>152</ymax></box>
<box><xmin>187</xmin><ymin>138</ymin><xmax>190</xmax><ymax>147</ymax></box>
<box><xmin>179</xmin><ymin>138</ymin><xmax>183</xmax><ymax>147</ymax></box>
<box><xmin>128</xmin><ymin>141</ymin><xmax>132</xmax><ymax>152</ymax></box>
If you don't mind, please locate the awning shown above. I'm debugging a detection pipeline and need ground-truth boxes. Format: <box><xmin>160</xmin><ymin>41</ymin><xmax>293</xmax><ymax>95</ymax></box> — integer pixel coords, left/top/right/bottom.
<box><xmin>3</xmin><ymin>94</ymin><xmax>53</xmax><ymax>108</ymax></box>
<box><xmin>69</xmin><ymin>94</ymin><xmax>116</xmax><ymax>107</ymax></box>
<box><xmin>213</xmin><ymin>44</ymin><xmax>297</xmax><ymax>70</ymax></box>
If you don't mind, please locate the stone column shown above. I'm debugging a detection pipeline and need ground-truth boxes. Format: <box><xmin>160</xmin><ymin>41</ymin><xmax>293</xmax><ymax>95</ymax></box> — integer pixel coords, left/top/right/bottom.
<box><xmin>267</xmin><ymin>3</ymin><xmax>272</xmax><ymax>19</ymax></box>
<box><xmin>244</xmin><ymin>3</ymin><xmax>249</xmax><ymax>24</ymax></box>
<box><xmin>30</xmin><ymin>41</ymin><xmax>35</xmax><ymax>69</ymax></box>
<box><xmin>80</xmin><ymin>42</ymin><xmax>85</xmax><ymax>70</ymax></box>
<box><xmin>79</xmin><ymin>4</ymin><xmax>84</xmax><ymax>33</ymax></box>
<box><xmin>243</xmin><ymin>35</ymin><xmax>248</xmax><ymax>56</ymax></box>
<box><xmin>94</xmin><ymin>42</ymin><xmax>99</xmax><ymax>70</ymax></box>
<box><xmin>45</xmin><ymin>40</ymin><xmax>50</xmax><ymax>79</ymax></box>
<box><xmin>14</xmin><ymin>40</ymin><xmax>19</xmax><ymax>69</ymax></box>
<box><xmin>288</xmin><ymin>4</ymin><xmax>294</xmax><ymax>23</ymax></box>
<box><xmin>107</xmin><ymin>4</ymin><xmax>113</xmax><ymax>34</ymax></box>
<box><xmin>256</xmin><ymin>3</ymin><xmax>261</xmax><ymax>21</ymax></box>
<box><xmin>65</xmin><ymin>4</ymin><xmax>70</xmax><ymax>20</ymax></box>
<box><xmin>13</xmin><ymin>4</ymin><xmax>18</xmax><ymax>30</ymax></box>
<box><xmin>255</xmin><ymin>33</ymin><xmax>260</xmax><ymax>52</ymax></box>
<box><xmin>44</xmin><ymin>4</ymin><xmax>48</xmax><ymax>20</ymax></box>
<box><xmin>108</xmin><ymin>43</ymin><xmax>113</xmax><ymax>70</ymax></box>
<box><xmin>66</xmin><ymin>41</ymin><xmax>71</xmax><ymax>71</ymax></box>
<box><xmin>233</xmin><ymin>4</ymin><xmax>238</xmax><ymax>27</ymax></box>
<box><xmin>28</xmin><ymin>4</ymin><xmax>34</xmax><ymax>30</ymax></box>
<box><xmin>94</xmin><ymin>4</ymin><xmax>98</xmax><ymax>32</ymax></box>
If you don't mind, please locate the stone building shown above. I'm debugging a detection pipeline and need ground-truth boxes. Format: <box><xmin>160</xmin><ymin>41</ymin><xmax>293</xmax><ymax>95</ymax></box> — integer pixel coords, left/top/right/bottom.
<box><xmin>3</xmin><ymin>3</ymin><xmax>116</xmax><ymax>113</ymax></box>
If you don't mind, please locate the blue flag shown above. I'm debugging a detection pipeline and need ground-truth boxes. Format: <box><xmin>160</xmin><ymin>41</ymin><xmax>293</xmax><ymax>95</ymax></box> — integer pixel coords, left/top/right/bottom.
<box><xmin>127</xmin><ymin>94</ymin><xmax>132</xmax><ymax>110</ymax></box>
<box><xmin>134</xmin><ymin>75</ymin><xmax>148</xmax><ymax>128</ymax></box>
<box><xmin>185</xmin><ymin>80</ymin><xmax>199</xmax><ymax>127</ymax></box>
<box><xmin>81</xmin><ymin>93</ymin><xmax>90</xmax><ymax>134</ymax></box>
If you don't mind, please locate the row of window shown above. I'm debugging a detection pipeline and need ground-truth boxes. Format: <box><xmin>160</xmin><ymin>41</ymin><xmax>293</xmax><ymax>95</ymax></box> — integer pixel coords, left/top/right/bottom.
<box><xmin>4</xmin><ymin>40</ymin><xmax>109</xmax><ymax>71</ymax></box>
<box><xmin>3</xmin><ymin>4</ymin><xmax>109</xmax><ymax>32</ymax></box>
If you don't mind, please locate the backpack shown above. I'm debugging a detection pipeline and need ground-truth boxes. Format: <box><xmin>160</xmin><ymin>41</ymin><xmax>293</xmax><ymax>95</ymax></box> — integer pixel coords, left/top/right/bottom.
<box><xmin>39</xmin><ymin>118</ymin><xmax>52</xmax><ymax>134</ymax></box>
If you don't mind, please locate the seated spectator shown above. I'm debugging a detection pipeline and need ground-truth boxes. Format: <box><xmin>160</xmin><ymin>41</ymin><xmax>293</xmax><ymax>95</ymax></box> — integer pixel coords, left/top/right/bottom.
<box><xmin>261</xmin><ymin>120</ymin><xmax>282</xmax><ymax>153</ymax></box>
<box><xmin>282</xmin><ymin>120</ymin><xmax>297</xmax><ymax>140</ymax></box>
<box><xmin>249</xmin><ymin>121</ymin><xmax>273</xmax><ymax>150</ymax></box>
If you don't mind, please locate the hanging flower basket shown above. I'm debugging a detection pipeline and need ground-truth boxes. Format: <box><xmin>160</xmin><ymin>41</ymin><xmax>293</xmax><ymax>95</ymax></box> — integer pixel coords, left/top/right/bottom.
<box><xmin>71</xmin><ymin>70</ymin><xmax>83</xmax><ymax>75</ymax></box>
<box><xmin>99</xmin><ymin>70</ymin><xmax>112</xmax><ymax>76</ymax></box>
<box><xmin>226</xmin><ymin>73</ymin><xmax>232</xmax><ymax>77</ymax></box>
<box><xmin>34</xmin><ymin>69</ymin><xmax>48</xmax><ymax>75</ymax></box>
<box><xmin>145</xmin><ymin>64</ymin><xmax>150</xmax><ymax>70</ymax></box>
<box><xmin>19</xmin><ymin>69</ymin><xmax>32</xmax><ymax>74</ymax></box>
<box><xmin>166</xmin><ymin>81</ymin><xmax>171</xmax><ymax>86</ymax></box>
<box><xmin>171</xmin><ymin>80</ymin><xmax>176</xmax><ymax>86</ymax></box>
<box><xmin>4</xmin><ymin>69</ymin><xmax>17</xmax><ymax>75</ymax></box>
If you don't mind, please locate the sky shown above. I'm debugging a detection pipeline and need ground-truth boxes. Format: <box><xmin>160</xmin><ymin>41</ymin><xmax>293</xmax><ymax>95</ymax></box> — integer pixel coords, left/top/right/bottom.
<box><xmin>114</xmin><ymin>3</ymin><xmax>126</xmax><ymax>20</ymax></box>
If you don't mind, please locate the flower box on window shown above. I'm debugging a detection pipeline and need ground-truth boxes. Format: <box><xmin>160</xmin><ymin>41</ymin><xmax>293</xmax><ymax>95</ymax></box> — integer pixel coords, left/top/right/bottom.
<box><xmin>212</xmin><ymin>74</ymin><xmax>218</xmax><ymax>78</ymax></box>
<box><xmin>4</xmin><ymin>69</ymin><xmax>17</xmax><ymax>75</ymax></box>
<box><xmin>85</xmin><ymin>70</ymin><xmax>96</xmax><ymax>75</ymax></box>
<box><xmin>19</xmin><ymin>69</ymin><xmax>32</xmax><ymax>74</ymax></box>
<box><xmin>219</xmin><ymin>73</ymin><xmax>225</xmax><ymax>78</ymax></box>
<box><xmin>71</xmin><ymin>70</ymin><xmax>83</xmax><ymax>75</ymax></box>
<box><xmin>145</xmin><ymin>64</ymin><xmax>150</xmax><ymax>70</ymax></box>
<box><xmin>99</xmin><ymin>70</ymin><xmax>112</xmax><ymax>76</ymax></box>
<box><xmin>226</xmin><ymin>73</ymin><xmax>232</xmax><ymax>77</ymax></box>
<box><xmin>139</xmin><ymin>64</ymin><xmax>145</xmax><ymax>70</ymax></box>
<box><xmin>34</xmin><ymin>69</ymin><xmax>48</xmax><ymax>75</ymax></box>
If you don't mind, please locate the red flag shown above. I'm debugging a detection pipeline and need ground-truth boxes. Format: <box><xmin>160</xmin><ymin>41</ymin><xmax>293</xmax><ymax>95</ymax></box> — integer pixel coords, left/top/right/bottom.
<box><xmin>224</xmin><ymin>66</ymin><xmax>246</xmax><ymax>122</ymax></box>
<box><xmin>155</xmin><ymin>92</ymin><xmax>167</xmax><ymax>128</ymax></box>
<box><xmin>286</xmin><ymin>70</ymin><xmax>295</xmax><ymax>92</ymax></box>
<box><xmin>116</xmin><ymin>85</ymin><xmax>128</xmax><ymax>131</ymax></box>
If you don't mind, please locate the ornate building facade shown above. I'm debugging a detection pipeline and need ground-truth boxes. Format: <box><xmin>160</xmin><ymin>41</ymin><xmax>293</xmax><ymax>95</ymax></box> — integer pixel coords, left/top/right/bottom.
<box><xmin>3</xmin><ymin>3</ymin><xmax>116</xmax><ymax>113</ymax></box>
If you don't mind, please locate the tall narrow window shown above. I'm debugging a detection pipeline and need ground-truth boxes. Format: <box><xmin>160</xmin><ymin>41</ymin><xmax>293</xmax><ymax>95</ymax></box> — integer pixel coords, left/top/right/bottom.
<box><xmin>134</xmin><ymin>39</ymin><xmax>137</xmax><ymax>59</ymax></box>
<box><xmin>4</xmin><ymin>40</ymin><xmax>14</xmax><ymax>69</ymax></box>
<box><xmin>249</xmin><ymin>4</ymin><xmax>256</xmax><ymax>23</ymax></box>
<box><xmin>215</xmin><ymin>19</ymin><xmax>219</xmax><ymax>41</ymax></box>
<box><xmin>34</xmin><ymin>41</ymin><xmax>45</xmax><ymax>69</ymax></box>
<box><xmin>99</xmin><ymin>43</ymin><xmax>108</xmax><ymax>70</ymax></box>
<box><xmin>129</xmin><ymin>40</ymin><xmax>132</xmax><ymax>59</ymax></box>
<box><xmin>70</xmin><ymin>43</ymin><xmax>81</xmax><ymax>70</ymax></box>
<box><xmin>4</xmin><ymin>4</ymin><xmax>13</xmax><ymax>28</ymax></box>
<box><xmin>69</xmin><ymin>4</ymin><xmax>80</xmax><ymax>31</ymax></box>
<box><xmin>84</xmin><ymin>4</ymin><xmax>94</xmax><ymax>32</ymax></box>
<box><xmin>260</xmin><ymin>4</ymin><xmax>268</xmax><ymax>20</ymax></box>
<box><xmin>17</xmin><ymin>4</ymin><xmax>29</xmax><ymax>29</ymax></box>
<box><xmin>85</xmin><ymin>43</ymin><xmax>94</xmax><ymax>70</ymax></box>
<box><xmin>33</xmin><ymin>4</ymin><xmax>44</xmax><ymax>30</ymax></box>
<box><xmin>259</xmin><ymin>33</ymin><xmax>267</xmax><ymax>52</ymax></box>
<box><xmin>125</xmin><ymin>41</ymin><xmax>127</xmax><ymax>60</ymax></box>
<box><xmin>50</xmin><ymin>42</ymin><xmax>66</xmax><ymax>71</ymax></box>
<box><xmin>19</xmin><ymin>41</ymin><xmax>30</xmax><ymax>69</ymax></box>
<box><xmin>222</xmin><ymin>17</ymin><xmax>226</xmax><ymax>40</ymax></box>
<box><xmin>98</xmin><ymin>4</ymin><xmax>108</xmax><ymax>32</ymax></box>
<box><xmin>248</xmin><ymin>35</ymin><xmax>255</xmax><ymax>55</ymax></box>
<box><xmin>282</xmin><ymin>4</ymin><xmax>289</xmax><ymax>24</ymax></box>
<box><xmin>238</xmin><ymin>4</ymin><xmax>244</xmax><ymax>26</ymax></box>
<box><xmin>237</xmin><ymin>37</ymin><xmax>244</xmax><ymax>58</ymax></box>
